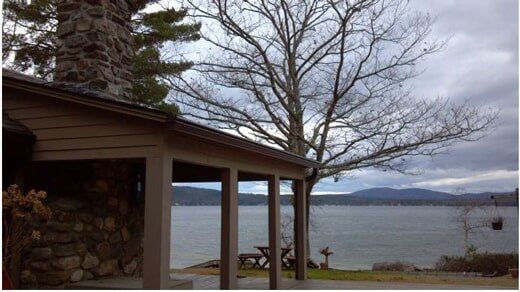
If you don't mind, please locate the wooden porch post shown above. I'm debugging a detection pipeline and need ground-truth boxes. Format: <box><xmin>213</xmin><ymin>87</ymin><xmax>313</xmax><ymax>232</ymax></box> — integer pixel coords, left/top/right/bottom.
<box><xmin>268</xmin><ymin>174</ymin><xmax>281</xmax><ymax>289</ymax></box>
<box><xmin>294</xmin><ymin>179</ymin><xmax>307</xmax><ymax>280</ymax></box>
<box><xmin>143</xmin><ymin>154</ymin><xmax>173</xmax><ymax>289</ymax></box>
<box><xmin>220</xmin><ymin>168</ymin><xmax>238</xmax><ymax>289</ymax></box>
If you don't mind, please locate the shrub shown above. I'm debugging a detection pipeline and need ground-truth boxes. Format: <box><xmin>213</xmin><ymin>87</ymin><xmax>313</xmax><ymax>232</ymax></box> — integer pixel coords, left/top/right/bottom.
<box><xmin>2</xmin><ymin>185</ymin><xmax>52</xmax><ymax>270</ymax></box>
<box><xmin>435</xmin><ymin>252</ymin><xmax>518</xmax><ymax>275</ymax></box>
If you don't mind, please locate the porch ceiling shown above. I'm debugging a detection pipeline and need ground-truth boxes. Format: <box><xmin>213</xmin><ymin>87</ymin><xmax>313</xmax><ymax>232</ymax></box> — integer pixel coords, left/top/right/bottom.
<box><xmin>172</xmin><ymin>160</ymin><xmax>278</xmax><ymax>182</ymax></box>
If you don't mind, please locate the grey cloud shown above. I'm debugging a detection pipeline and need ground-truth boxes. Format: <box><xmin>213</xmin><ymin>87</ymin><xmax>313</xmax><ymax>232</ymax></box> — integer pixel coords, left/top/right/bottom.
<box><xmin>175</xmin><ymin>0</ymin><xmax>518</xmax><ymax>194</ymax></box>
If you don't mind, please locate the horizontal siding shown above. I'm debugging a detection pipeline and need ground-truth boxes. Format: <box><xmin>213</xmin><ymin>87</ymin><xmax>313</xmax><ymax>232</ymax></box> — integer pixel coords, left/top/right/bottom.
<box><xmin>3</xmin><ymin>95</ymin><xmax>49</xmax><ymax>110</ymax></box>
<box><xmin>33</xmin><ymin>134</ymin><xmax>158</xmax><ymax>151</ymax></box>
<box><xmin>7</xmin><ymin>105</ymin><xmax>86</xmax><ymax>120</ymax></box>
<box><xmin>4</xmin><ymin>91</ymin><xmax>162</xmax><ymax>158</ymax></box>
<box><xmin>32</xmin><ymin>145</ymin><xmax>160</xmax><ymax>161</ymax></box>
<box><xmin>33</xmin><ymin>124</ymin><xmax>154</xmax><ymax>140</ymax></box>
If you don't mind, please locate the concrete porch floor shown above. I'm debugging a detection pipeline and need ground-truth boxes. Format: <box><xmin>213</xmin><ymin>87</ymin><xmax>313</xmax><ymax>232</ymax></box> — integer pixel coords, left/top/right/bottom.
<box><xmin>64</xmin><ymin>273</ymin><xmax>515</xmax><ymax>290</ymax></box>
<box><xmin>170</xmin><ymin>273</ymin><xmax>515</xmax><ymax>290</ymax></box>
<box><xmin>65</xmin><ymin>277</ymin><xmax>192</xmax><ymax>290</ymax></box>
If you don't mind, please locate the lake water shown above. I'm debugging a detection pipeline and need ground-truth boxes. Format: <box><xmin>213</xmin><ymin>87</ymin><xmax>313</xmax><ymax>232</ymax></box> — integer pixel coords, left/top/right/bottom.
<box><xmin>170</xmin><ymin>206</ymin><xmax>518</xmax><ymax>270</ymax></box>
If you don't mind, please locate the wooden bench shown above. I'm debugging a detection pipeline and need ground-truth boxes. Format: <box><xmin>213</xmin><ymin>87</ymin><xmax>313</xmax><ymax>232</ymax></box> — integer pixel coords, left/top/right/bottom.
<box><xmin>285</xmin><ymin>256</ymin><xmax>296</xmax><ymax>269</ymax></box>
<box><xmin>238</xmin><ymin>253</ymin><xmax>263</xmax><ymax>268</ymax></box>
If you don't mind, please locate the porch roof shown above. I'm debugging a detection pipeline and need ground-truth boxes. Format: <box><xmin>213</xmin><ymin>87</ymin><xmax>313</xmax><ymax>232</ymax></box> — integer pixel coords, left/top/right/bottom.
<box><xmin>2</xmin><ymin>111</ymin><xmax>34</xmax><ymax>137</ymax></box>
<box><xmin>2</xmin><ymin>69</ymin><xmax>320</xmax><ymax>169</ymax></box>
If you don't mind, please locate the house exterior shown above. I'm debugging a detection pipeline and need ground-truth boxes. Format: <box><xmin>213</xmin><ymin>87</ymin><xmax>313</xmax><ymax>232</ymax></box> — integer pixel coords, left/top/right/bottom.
<box><xmin>2</xmin><ymin>68</ymin><xmax>319</xmax><ymax>289</ymax></box>
<box><xmin>2</xmin><ymin>2</ymin><xmax>318</xmax><ymax>289</ymax></box>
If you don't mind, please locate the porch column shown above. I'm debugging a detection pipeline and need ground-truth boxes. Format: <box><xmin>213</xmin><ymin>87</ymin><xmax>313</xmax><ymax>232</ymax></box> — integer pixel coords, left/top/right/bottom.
<box><xmin>294</xmin><ymin>179</ymin><xmax>307</xmax><ymax>280</ymax></box>
<box><xmin>143</xmin><ymin>154</ymin><xmax>173</xmax><ymax>289</ymax></box>
<box><xmin>268</xmin><ymin>174</ymin><xmax>282</xmax><ymax>289</ymax></box>
<box><xmin>220</xmin><ymin>168</ymin><xmax>238</xmax><ymax>289</ymax></box>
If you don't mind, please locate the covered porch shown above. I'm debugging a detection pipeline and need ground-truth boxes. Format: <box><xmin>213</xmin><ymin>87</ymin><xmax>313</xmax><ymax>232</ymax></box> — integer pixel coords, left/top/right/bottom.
<box><xmin>3</xmin><ymin>71</ymin><xmax>318</xmax><ymax>289</ymax></box>
<box><xmin>136</xmin><ymin>120</ymin><xmax>314</xmax><ymax>289</ymax></box>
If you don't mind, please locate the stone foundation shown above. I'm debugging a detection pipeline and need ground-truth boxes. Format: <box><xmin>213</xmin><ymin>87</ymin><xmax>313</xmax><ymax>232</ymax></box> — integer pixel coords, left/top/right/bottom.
<box><xmin>21</xmin><ymin>160</ymin><xmax>145</xmax><ymax>289</ymax></box>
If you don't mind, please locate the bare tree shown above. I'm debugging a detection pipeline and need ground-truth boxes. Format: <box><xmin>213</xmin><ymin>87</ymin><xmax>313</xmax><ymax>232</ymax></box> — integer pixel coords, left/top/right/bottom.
<box><xmin>455</xmin><ymin>202</ymin><xmax>488</xmax><ymax>255</ymax></box>
<box><xmin>167</xmin><ymin>0</ymin><xmax>498</xmax><ymax>251</ymax></box>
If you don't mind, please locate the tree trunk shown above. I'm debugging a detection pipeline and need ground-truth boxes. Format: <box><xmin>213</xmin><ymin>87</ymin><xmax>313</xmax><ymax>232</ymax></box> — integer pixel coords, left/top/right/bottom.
<box><xmin>291</xmin><ymin>178</ymin><xmax>317</xmax><ymax>264</ymax></box>
<box><xmin>9</xmin><ymin>249</ymin><xmax>21</xmax><ymax>289</ymax></box>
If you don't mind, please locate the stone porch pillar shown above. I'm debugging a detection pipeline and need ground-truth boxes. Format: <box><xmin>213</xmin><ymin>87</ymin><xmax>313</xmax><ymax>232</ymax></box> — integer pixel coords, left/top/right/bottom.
<box><xmin>143</xmin><ymin>155</ymin><xmax>173</xmax><ymax>289</ymax></box>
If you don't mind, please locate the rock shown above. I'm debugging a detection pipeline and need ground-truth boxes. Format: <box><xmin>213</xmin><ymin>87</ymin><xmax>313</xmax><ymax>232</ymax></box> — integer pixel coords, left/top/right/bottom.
<box><xmin>83</xmin><ymin>270</ymin><xmax>94</xmax><ymax>280</ymax></box>
<box><xmin>53</xmin><ymin>198</ymin><xmax>84</xmax><ymax>211</ymax></box>
<box><xmin>29</xmin><ymin>261</ymin><xmax>50</xmax><ymax>272</ymax></box>
<box><xmin>78</xmin><ymin>213</ymin><xmax>94</xmax><ymax>223</ymax></box>
<box><xmin>120</xmin><ymin>226</ymin><xmax>130</xmax><ymax>242</ymax></box>
<box><xmin>75</xmin><ymin>242</ymin><xmax>88</xmax><ymax>256</ymax></box>
<box><xmin>372</xmin><ymin>261</ymin><xmax>418</xmax><ymax>272</ymax></box>
<box><xmin>20</xmin><ymin>269</ymin><xmax>36</xmax><ymax>284</ymax></box>
<box><xmin>36</xmin><ymin>270</ymin><xmax>72</xmax><ymax>286</ymax></box>
<box><xmin>70</xmin><ymin>269</ymin><xmax>84</xmax><ymax>282</ymax></box>
<box><xmin>87</xmin><ymin>229</ymin><xmax>104</xmax><ymax>241</ymax></box>
<box><xmin>87</xmin><ymin>7</ymin><xmax>105</xmax><ymax>17</ymax></box>
<box><xmin>54</xmin><ymin>243</ymin><xmax>77</xmax><ymax>257</ymax></box>
<box><xmin>81</xmin><ymin>252</ymin><xmax>100</xmax><ymax>269</ymax></box>
<box><xmin>58</xmin><ymin>211</ymin><xmax>75</xmax><ymax>222</ymax></box>
<box><xmin>32</xmin><ymin>247</ymin><xmax>53</xmax><ymax>260</ymax></box>
<box><xmin>57</xmin><ymin>22</ymin><xmax>75</xmax><ymax>37</ymax></box>
<box><xmin>95</xmin><ymin>259</ymin><xmax>118</xmax><ymax>276</ymax></box>
<box><xmin>123</xmin><ymin>259</ymin><xmax>137</xmax><ymax>275</ymax></box>
<box><xmin>47</xmin><ymin>221</ymin><xmax>73</xmax><ymax>232</ymax></box>
<box><xmin>52</xmin><ymin>255</ymin><xmax>81</xmax><ymax>270</ymax></box>
<box><xmin>96</xmin><ymin>241</ymin><xmax>111</xmax><ymax>260</ymax></box>
<box><xmin>76</xmin><ymin>18</ymin><xmax>91</xmax><ymax>32</ymax></box>
<box><xmin>121</xmin><ymin>239</ymin><xmax>140</xmax><ymax>265</ymax></box>
<box><xmin>107</xmin><ymin>196</ymin><xmax>118</xmax><ymax>207</ymax></box>
<box><xmin>118</xmin><ymin>199</ymin><xmax>128</xmax><ymax>215</ymax></box>
<box><xmin>94</xmin><ymin>217</ymin><xmax>104</xmax><ymax>229</ymax></box>
<box><xmin>73</xmin><ymin>222</ymin><xmax>84</xmax><ymax>232</ymax></box>
<box><xmin>43</xmin><ymin>232</ymin><xmax>73</xmax><ymax>244</ymax></box>
<box><xmin>88</xmin><ymin>179</ymin><xmax>109</xmax><ymax>193</ymax></box>
<box><xmin>92</xmin><ymin>205</ymin><xmax>107</xmax><ymax>217</ymax></box>
<box><xmin>109</xmin><ymin>231</ymin><xmax>122</xmax><ymax>244</ymax></box>
<box><xmin>104</xmin><ymin>217</ymin><xmax>116</xmax><ymax>232</ymax></box>
<box><xmin>64</xmin><ymin>34</ymin><xmax>86</xmax><ymax>48</ymax></box>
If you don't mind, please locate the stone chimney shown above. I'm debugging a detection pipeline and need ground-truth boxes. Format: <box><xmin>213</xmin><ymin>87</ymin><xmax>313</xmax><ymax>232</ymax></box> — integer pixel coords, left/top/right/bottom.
<box><xmin>54</xmin><ymin>0</ymin><xmax>133</xmax><ymax>99</ymax></box>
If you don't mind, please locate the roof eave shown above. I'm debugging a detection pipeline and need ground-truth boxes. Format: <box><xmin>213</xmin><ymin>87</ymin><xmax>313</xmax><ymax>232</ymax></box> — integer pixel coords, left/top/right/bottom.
<box><xmin>3</xmin><ymin>74</ymin><xmax>321</xmax><ymax>169</ymax></box>
<box><xmin>171</xmin><ymin>118</ymin><xmax>321</xmax><ymax>168</ymax></box>
<box><xmin>3</xmin><ymin>76</ymin><xmax>172</xmax><ymax>123</ymax></box>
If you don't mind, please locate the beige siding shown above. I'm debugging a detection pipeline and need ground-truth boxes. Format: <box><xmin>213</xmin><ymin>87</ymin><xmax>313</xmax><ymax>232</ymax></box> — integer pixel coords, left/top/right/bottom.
<box><xmin>167</xmin><ymin>134</ymin><xmax>305</xmax><ymax>180</ymax></box>
<box><xmin>4</xmin><ymin>89</ymin><xmax>162</xmax><ymax>160</ymax></box>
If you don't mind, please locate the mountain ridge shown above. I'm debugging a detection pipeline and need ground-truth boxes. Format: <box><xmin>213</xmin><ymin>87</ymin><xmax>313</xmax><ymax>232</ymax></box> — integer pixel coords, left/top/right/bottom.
<box><xmin>172</xmin><ymin>186</ymin><xmax>516</xmax><ymax>206</ymax></box>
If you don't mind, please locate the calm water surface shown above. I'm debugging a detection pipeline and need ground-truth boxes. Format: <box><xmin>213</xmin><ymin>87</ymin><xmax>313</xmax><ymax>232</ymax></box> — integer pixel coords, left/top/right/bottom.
<box><xmin>170</xmin><ymin>206</ymin><xmax>518</xmax><ymax>269</ymax></box>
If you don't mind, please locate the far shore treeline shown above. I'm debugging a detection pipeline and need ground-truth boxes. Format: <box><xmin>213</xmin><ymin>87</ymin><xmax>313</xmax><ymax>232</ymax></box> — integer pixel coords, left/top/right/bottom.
<box><xmin>172</xmin><ymin>186</ymin><xmax>517</xmax><ymax>207</ymax></box>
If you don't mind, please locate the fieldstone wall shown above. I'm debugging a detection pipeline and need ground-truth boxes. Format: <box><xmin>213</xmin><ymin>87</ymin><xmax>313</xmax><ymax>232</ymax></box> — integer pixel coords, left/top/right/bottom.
<box><xmin>20</xmin><ymin>160</ymin><xmax>145</xmax><ymax>289</ymax></box>
<box><xmin>54</xmin><ymin>0</ymin><xmax>133</xmax><ymax>99</ymax></box>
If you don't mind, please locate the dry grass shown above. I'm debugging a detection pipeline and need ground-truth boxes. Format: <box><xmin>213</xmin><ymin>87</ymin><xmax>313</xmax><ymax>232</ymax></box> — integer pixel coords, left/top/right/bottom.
<box><xmin>171</xmin><ymin>267</ymin><xmax>519</xmax><ymax>288</ymax></box>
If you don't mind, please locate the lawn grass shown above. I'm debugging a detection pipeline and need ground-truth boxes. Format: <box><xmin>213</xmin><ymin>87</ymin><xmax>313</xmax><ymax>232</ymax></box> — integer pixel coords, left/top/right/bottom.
<box><xmin>171</xmin><ymin>267</ymin><xmax>519</xmax><ymax>288</ymax></box>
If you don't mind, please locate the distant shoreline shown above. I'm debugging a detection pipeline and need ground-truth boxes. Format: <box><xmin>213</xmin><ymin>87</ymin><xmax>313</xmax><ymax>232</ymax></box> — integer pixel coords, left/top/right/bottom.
<box><xmin>172</xmin><ymin>186</ymin><xmax>518</xmax><ymax>206</ymax></box>
<box><xmin>172</xmin><ymin>202</ymin><xmax>518</xmax><ymax>207</ymax></box>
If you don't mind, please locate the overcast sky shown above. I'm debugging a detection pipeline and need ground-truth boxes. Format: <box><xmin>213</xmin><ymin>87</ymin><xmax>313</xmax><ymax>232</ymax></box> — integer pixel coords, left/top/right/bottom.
<box><xmin>176</xmin><ymin>0</ymin><xmax>519</xmax><ymax>195</ymax></box>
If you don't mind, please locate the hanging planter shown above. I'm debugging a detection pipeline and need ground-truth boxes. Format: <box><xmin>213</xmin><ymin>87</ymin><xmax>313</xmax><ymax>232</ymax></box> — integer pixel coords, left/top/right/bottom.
<box><xmin>491</xmin><ymin>216</ymin><xmax>504</xmax><ymax>230</ymax></box>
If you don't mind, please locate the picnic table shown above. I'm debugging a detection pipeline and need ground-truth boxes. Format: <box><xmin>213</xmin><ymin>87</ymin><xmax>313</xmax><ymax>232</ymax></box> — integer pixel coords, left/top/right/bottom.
<box><xmin>237</xmin><ymin>253</ymin><xmax>263</xmax><ymax>268</ymax></box>
<box><xmin>253</xmin><ymin>245</ymin><xmax>293</xmax><ymax>268</ymax></box>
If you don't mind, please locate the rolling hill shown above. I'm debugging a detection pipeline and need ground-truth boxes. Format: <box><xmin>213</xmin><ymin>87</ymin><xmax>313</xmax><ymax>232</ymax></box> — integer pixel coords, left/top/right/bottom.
<box><xmin>171</xmin><ymin>186</ymin><xmax>516</xmax><ymax>206</ymax></box>
<box><xmin>347</xmin><ymin>187</ymin><xmax>455</xmax><ymax>200</ymax></box>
